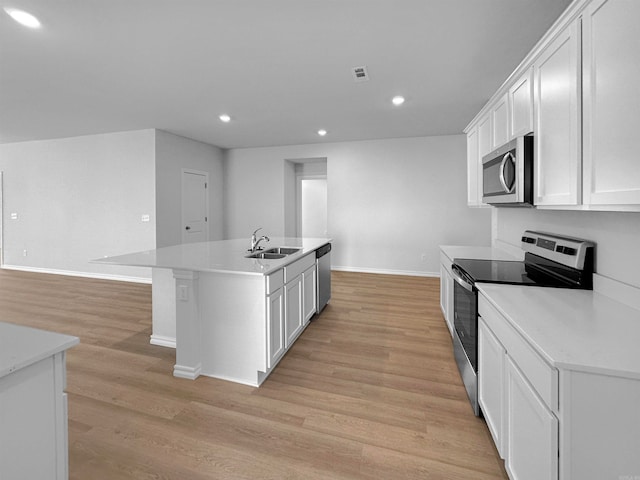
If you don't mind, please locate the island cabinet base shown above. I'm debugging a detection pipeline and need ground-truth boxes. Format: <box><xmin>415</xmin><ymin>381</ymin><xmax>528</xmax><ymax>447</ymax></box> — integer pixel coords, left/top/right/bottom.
<box><xmin>170</xmin><ymin>252</ymin><xmax>317</xmax><ymax>387</ymax></box>
<box><xmin>171</xmin><ymin>269</ymin><xmax>268</xmax><ymax>386</ymax></box>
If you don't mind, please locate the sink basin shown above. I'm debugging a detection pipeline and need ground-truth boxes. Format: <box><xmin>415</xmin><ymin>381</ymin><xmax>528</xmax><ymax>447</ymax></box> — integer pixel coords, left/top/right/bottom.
<box><xmin>246</xmin><ymin>252</ymin><xmax>286</xmax><ymax>260</ymax></box>
<box><xmin>265</xmin><ymin>247</ymin><xmax>301</xmax><ymax>255</ymax></box>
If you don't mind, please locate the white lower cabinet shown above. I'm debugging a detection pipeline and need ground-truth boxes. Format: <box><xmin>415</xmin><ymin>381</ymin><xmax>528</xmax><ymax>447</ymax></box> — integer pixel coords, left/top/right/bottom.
<box><xmin>266</xmin><ymin>286</ymin><xmax>285</xmax><ymax>369</ymax></box>
<box><xmin>265</xmin><ymin>252</ymin><xmax>316</xmax><ymax>370</ymax></box>
<box><xmin>478</xmin><ymin>319</ymin><xmax>506</xmax><ymax>458</ymax></box>
<box><xmin>0</xmin><ymin>324</ymin><xmax>78</xmax><ymax>480</ymax></box>
<box><xmin>283</xmin><ymin>253</ymin><xmax>317</xmax><ymax>348</ymax></box>
<box><xmin>439</xmin><ymin>253</ymin><xmax>454</xmax><ymax>336</ymax></box>
<box><xmin>479</xmin><ymin>293</ymin><xmax>640</xmax><ymax>479</ymax></box>
<box><xmin>302</xmin><ymin>264</ymin><xmax>317</xmax><ymax>325</ymax></box>
<box><xmin>285</xmin><ymin>276</ymin><xmax>304</xmax><ymax>346</ymax></box>
<box><xmin>479</xmin><ymin>297</ymin><xmax>559</xmax><ymax>480</ymax></box>
<box><xmin>506</xmin><ymin>357</ymin><xmax>558</xmax><ymax>480</ymax></box>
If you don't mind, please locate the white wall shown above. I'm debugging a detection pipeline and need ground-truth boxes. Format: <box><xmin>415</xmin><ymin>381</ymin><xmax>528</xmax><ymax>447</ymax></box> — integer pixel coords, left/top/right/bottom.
<box><xmin>494</xmin><ymin>208</ymin><xmax>640</xmax><ymax>289</ymax></box>
<box><xmin>155</xmin><ymin>130</ymin><xmax>225</xmax><ymax>248</ymax></box>
<box><xmin>224</xmin><ymin>135</ymin><xmax>492</xmax><ymax>275</ymax></box>
<box><xmin>0</xmin><ymin>130</ymin><xmax>156</xmax><ymax>280</ymax></box>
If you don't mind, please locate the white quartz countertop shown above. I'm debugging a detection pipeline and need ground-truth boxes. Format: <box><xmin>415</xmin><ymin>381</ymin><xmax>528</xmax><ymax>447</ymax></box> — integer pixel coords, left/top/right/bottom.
<box><xmin>440</xmin><ymin>245</ymin><xmax>523</xmax><ymax>263</ymax></box>
<box><xmin>477</xmin><ymin>284</ymin><xmax>640</xmax><ymax>379</ymax></box>
<box><xmin>0</xmin><ymin>322</ymin><xmax>79</xmax><ymax>379</ymax></box>
<box><xmin>94</xmin><ymin>237</ymin><xmax>331</xmax><ymax>276</ymax></box>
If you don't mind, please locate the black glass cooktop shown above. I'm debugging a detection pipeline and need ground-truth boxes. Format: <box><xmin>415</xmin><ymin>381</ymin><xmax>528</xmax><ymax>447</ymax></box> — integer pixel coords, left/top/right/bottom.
<box><xmin>452</xmin><ymin>257</ymin><xmax>583</xmax><ymax>288</ymax></box>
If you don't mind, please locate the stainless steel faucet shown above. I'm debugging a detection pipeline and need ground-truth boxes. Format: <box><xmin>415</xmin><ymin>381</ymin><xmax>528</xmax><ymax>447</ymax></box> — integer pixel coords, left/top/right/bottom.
<box><xmin>249</xmin><ymin>227</ymin><xmax>270</xmax><ymax>252</ymax></box>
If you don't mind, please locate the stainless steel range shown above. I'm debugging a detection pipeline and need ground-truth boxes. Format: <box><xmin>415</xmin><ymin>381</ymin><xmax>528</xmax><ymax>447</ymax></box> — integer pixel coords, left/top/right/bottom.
<box><xmin>451</xmin><ymin>231</ymin><xmax>595</xmax><ymax>415</ymax></box>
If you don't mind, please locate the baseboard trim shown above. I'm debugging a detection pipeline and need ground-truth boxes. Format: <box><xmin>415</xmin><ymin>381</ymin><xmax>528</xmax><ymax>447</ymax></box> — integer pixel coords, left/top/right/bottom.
<box><xmin>0</xmin><ymin>264</ymin><xmax>151</xmax><ymax>284</ymax></box>
<box><xmin>150</xmin><ymin>335</ymin><xmax>176</xmax><ymax>349</ymax></box>
<box><xmin>173</xmin><ymin>363</ymin><xmax>202</xmax><ymax>380</ymax></box>
<box><xmin>331</xmin><ymin>266</ymin><xmax>439</xmax><ymax>278</ymax></box>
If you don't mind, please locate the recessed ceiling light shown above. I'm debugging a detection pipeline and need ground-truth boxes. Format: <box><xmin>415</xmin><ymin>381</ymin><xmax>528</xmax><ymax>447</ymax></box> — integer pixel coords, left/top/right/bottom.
<box><xmin>392</xmin><ymin>95</ymin><xmax>405</xmax><ymax>106</ymax></box>
<box><xmin>317</xmin><ymin>129</ymin><xmax>327</xmax><ymax>136</ymax></box>
<box><xmin>219</xmin><ymin>114</ymin><xmax>231</xmax><ymax>123</ymax></box>
<box><xmin>4</xmin><ymin>8</ymin><xmax>41</xmax><ymax>28</ymax></box>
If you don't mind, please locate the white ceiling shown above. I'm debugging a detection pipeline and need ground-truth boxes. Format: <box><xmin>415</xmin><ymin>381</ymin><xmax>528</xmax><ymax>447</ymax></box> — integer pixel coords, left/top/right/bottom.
<box><xmin>0</xmin><ymin>0</ymin><xmax>572</xmax><ymax>149</ymax></box>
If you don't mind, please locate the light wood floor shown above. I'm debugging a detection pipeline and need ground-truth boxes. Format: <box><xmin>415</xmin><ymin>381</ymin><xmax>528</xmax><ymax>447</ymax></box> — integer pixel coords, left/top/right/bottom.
<box><xmin>0</xmin><ymin>268</ymin><xmax>508</xmax><ymax>479</ymax></box>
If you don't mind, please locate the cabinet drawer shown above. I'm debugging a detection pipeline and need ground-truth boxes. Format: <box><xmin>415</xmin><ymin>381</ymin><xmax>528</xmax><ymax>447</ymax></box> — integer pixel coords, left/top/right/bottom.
<box><xmin>284</xmin><ymin>253</ymin><xmax>315</xmax><ymax>283</ymax></box>
<box><xmin>479</xmin><ymin>295</ymin><xmax>558</xmax><ymax>411</ymax></box>
<box><xmin>266</xmin><ymin>269</ymin><xmax>284</xmax><ymax>294</ymax></box>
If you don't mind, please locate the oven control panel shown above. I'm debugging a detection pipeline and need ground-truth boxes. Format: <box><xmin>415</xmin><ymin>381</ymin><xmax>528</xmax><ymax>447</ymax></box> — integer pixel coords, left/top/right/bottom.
<box><xmin>521</xmin><ymin>231</ymin><xmax>594</xmax><ymax>270</ymax></box>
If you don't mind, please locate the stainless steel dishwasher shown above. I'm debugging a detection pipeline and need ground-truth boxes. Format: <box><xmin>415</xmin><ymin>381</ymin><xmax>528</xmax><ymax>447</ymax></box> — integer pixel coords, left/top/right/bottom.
<box><xmin>315</xmin><ymin>243</ymin><xmax>331</xmax><ymax>314</ymax></box>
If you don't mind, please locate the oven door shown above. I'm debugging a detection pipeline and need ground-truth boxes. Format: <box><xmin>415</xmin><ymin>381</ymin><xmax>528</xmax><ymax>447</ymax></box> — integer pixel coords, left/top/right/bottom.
<box><xmin>451</xmin><ymin>264</ymin><xmax>479</xmax><ymax>415</ymax></box>
<box><xmin>451</xmin><ymin>266</ymin><xmax>478</xmax><ymax>371</ymax></box>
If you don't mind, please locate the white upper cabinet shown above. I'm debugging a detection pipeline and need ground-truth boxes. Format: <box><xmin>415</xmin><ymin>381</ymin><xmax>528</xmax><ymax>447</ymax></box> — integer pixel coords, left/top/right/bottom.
<box><xmin>509</xmin><ymin>67</ymin><xmax>534</xmax><ymax>138</ymax></box>
<box><xmin>491</xmin><ymin>93</ymin><xmax>510</xmax><ymax>149</ymax></box>
<box><xmin>478</xmin><ymin>111</ymin><xmax>493</xmax><ymax>159</ymax></box>
<box><xmin>465</xmin><ymin>0</ymin><xmax>640</xmax><ymax>211</ymax></box>
<box><xmin>582</xmin><ymin>0</ymin><xmax>640</xmax><ymax>206</ymax></box>
<box><xmin>533</xmin><ymin>19</ymin><xmax>582</xmax><ymax>206</ymax></box>
<box><xmin>466</xmin><ymin>126</ymin><xmax>482</xmax><ymax>206</ymax></box>
<box><xmin>466</xmin><ymin>112</ymin><xmax>491</xmax><ymax>207</ymax></box>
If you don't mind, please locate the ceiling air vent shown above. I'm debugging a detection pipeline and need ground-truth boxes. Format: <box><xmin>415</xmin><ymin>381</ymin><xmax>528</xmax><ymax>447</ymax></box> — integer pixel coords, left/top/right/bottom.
<box><xmin>352</xmin><ymin>65</ymin><xmax>370</xmax><ymax>83</ymax></box>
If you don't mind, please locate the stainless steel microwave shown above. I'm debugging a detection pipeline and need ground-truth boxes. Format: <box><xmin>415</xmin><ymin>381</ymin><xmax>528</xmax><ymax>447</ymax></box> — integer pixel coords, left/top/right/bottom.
<box><xmin>482</xmin><ymin>136</ymin><xmax>533</xmax><ymax>206</ymax></box>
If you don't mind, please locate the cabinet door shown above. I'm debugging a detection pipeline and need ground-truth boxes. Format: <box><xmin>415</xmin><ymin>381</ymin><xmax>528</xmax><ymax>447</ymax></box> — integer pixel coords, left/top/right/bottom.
<box><xmin>285</xmin><ymin>276</ymin><xmax>303</xmax><ymax>347</ymax></box>
<box><xmin>492</xmin><ymin>93</ymin><xmax>510</xmax><ymax>149</ymax></box>
<box><xmin>302</xmin><ymin>265</ymin><xmax>317</xmax><ymax>325</ymax></box>
<box><xmin>478</xmin><ymin>319</ymin><xmax>506</xmax><ymax>459</ymax></box>
<box><xmin>509</xmin><ymin>68</ymin><xmax>534</xmax><ymax>138</ymax></box>
<box><xmin>478</xmin><ymin>112</ymin><xmax>492</xmax><ymax>159</ymax></box>
<box><xmin>506</xmin><ymin>357</ymin><xmax>558</xmax><ymax>480</ymax></box>
<box><xmin>266</xmin><ymin>287</ymin><xmax>285</xmax><ymax>369</ymax></box>
<box><xmin>467</xmin><ymin>127</ymin><xmax>481</xmax><ymax>206</ymax></box>
<box><xmin>583</xmin><ymin>0</ymin><xmax>640</xmax><ymax>206</ymax></box>
<box><xmin>533</xmin><ymin>20</ymin><xmax>581</xmax><ymax>206</ymax></box>
<box><xmin>439</xmin><ymin>263</ymin><xmax>453</xmax><ymax>335</ymax></box>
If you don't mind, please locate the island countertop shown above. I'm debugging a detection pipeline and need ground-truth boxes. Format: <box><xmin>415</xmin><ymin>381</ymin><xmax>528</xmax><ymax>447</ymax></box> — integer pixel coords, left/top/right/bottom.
<box><xmin>94</xmin><ymin>237</ymin><xmax>331</xmax><ymax>276</ymax></box>
<box><xmin>0</xmin><ymin>322</ymin><xmax>79</xmax><ymax>378</ymax></box>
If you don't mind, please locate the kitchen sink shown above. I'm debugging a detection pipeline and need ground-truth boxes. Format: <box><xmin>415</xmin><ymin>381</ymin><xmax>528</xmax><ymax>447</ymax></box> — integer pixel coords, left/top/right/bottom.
<box><xmin>265</xmin><ymin>247</ymin><xmax>301</xmax><ymax>255</ymax></box>
<box><xmin>246</xmin><ymin>252</ymin><xmax>286</xmax><ymax>259</ymax></box>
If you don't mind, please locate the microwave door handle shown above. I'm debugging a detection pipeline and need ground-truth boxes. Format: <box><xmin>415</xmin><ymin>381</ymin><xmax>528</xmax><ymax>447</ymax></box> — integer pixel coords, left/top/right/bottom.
<box><xmin>451</xmin><ymin>267</ymin><xmax>474</xmax><ymax>292</ymax></box>
<box><xmin>499</xmin><ymin>152</ymin><xmax>514</xmax><ymax>193</ymax></box>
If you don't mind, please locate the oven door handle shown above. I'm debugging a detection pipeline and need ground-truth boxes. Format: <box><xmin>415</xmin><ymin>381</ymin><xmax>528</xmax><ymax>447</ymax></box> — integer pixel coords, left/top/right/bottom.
<box><xmin>451</xmin><ymin>266</ymin><xmax>474</xmax><ymax>292</ymax></box>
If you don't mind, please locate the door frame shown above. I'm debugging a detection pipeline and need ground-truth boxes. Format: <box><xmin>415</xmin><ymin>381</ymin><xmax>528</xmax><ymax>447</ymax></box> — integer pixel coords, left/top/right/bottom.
<box><xmin>181</xmin><ymin>168</ymin><xmax>210</xmax><ymax>244</ymax></box>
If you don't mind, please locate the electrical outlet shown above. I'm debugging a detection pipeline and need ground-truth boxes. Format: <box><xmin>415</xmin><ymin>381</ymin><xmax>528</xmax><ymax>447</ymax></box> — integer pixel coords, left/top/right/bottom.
<box><xmin>178</xmin><ymin>285</ymin><xmax>189</xmax><ymax>301</ymax></box>
<box><xmin>23</xmin><ymin>249</ymin><xmax>28</xmax><ymax>257</ymax></box>
<box><xmin>421</xmin><ymin>253</ymin><xmax>427</xmax><ymax>262</ymax></box>
<box><xmin>11</xmin><ymin>212</ymin><xmax>18</xmax><ymax>220</ymax></box>
<box><xmin>141</xmin><ymin>214</ymin><xmax>150</xmax><ymax>222</ymax></box>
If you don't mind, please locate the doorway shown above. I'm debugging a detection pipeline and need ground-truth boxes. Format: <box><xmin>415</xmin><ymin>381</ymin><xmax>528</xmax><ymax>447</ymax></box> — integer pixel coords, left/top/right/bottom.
<box><xmin>0</xmin><ymin>171</ymin><xmax>3</xmax><ymax>266</ymax></box>
<box><xmin>293</xmin><ymin>160</ymin><xmax>327</xmax><ymax>238</ymax></box>
<box><xmin>181</xmin><ymin>169</ymin><xmax>209</xmax><ymax>244</ymax></box>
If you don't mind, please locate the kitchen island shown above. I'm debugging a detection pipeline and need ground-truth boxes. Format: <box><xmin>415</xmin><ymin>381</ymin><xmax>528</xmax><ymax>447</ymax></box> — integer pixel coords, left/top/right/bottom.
<box><xmin>95</xmin><ymin>237</ymin><xmax>331</xmax><ymax>386</ymax></box>
<box><xmin>0</xmin><ymin>322</ymin><xmax>79</xmax><ymax>479</ymax></box>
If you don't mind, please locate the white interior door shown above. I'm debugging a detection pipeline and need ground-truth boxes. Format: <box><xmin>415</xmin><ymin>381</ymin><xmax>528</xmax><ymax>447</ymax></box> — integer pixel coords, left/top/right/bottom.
<box><xmin>181</xmin><ymin>170</ymin><xmax>209</xmax><ymax>244</ymax></box>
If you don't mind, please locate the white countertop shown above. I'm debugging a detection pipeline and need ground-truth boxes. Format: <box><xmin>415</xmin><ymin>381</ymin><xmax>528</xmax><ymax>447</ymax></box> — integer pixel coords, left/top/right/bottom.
<box><xmin>440</xmin><ymin>245</ymin><xmax>523</xmax><ymax>263</ymax></box>
<box><xmin>0</xmin><ymin>322</ymin><xmax>79</xmax><ymax>378</ymax></box>
<box><xmin>94</xmin><ymin>237</ymin><xmax>331</xmax><ymax>276</ymax></box>
<box><xmin>478</xmin><ymin>284</ymin><xmax>640</xmax><ymax>379</ymax></box>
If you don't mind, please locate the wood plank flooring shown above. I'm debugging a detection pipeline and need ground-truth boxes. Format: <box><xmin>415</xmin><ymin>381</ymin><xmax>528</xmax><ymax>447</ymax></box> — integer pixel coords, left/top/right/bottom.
<box><xmin>0</xmin><ymin>268</ymin><xmax>508</xmax><ymax>479</ymax></box>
